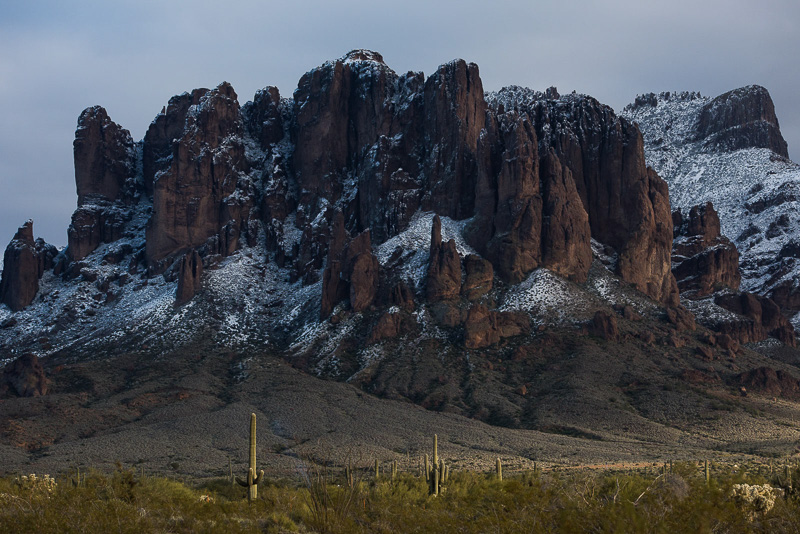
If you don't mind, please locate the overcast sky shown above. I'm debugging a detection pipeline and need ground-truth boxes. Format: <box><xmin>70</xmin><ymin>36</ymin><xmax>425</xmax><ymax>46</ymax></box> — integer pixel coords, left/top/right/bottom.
<box><xmin>2</xmin><ymin>0</ymin><xmax>799</xmax><ymax>248</ymax></box>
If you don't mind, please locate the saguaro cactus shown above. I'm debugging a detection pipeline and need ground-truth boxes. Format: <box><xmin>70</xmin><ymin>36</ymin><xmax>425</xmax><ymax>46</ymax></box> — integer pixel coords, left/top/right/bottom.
<box><xmin>236</xmin><ymin>413</ymin><xmax>264</xmax><ymax>502</ymax></box>
<box><xmin>496</xmin><ymin>458</ymin><xmax>503</xmax><ymax>481</ymax></box>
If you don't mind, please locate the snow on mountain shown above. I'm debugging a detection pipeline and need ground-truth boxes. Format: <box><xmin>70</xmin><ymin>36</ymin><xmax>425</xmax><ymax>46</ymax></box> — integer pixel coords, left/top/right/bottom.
<box><xmin>623</xmin><ymin>89</ymin><xmax>800</xmax><ymax>320</ymax></box>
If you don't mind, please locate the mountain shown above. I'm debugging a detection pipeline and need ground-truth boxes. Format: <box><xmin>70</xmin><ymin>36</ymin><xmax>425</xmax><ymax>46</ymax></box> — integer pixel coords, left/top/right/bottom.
<box><xmin>1</xmin><ymin>52</ymin><xmax>800</xmax><ymax>476</ymax></box>
<box><xmin>623</xmin><ymin>87</ymin><xmax>800</xmax><ymax>327</ymax></box>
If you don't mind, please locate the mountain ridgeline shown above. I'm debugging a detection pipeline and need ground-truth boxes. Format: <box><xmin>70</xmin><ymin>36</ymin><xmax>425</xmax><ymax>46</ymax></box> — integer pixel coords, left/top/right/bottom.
<box><xmin>1</xmin><ymin>50</ymin><xmax>799</xmax><ymax>419</ymax></box>
<box><xmin>1</xmin><ymin>50</ymin><xmax>678</xmax><ymax>314</ymax></box>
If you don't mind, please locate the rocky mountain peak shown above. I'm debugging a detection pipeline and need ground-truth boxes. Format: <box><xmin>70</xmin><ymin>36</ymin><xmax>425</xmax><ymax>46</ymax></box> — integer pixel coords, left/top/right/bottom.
<box><xmin>697</xmin><ymin>85</ymin><xmax>788</xmax><ymax>157</ymax></box>
<box><xmin>341</xmin><ymin>49</ymin><xmax>386</xmax><ymax>64</ymax></box>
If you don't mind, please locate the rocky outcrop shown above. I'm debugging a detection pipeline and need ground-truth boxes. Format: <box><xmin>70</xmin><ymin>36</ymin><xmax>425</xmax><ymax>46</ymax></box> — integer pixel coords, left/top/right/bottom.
<box><xmin>427</xmin><ymin>215</ymin><xmax>461</xmax><ymax>301</ymax></box>
<box><xmin>462</xmin><ymin>254</ymin><xmax>493</xmax><ymax>300</ymax></box>
<box><xmin>736</xmin><ymin>367</ymin><xmax>800</xmax><ymax>400</ymax></box>
<box><xmin>68</xmin><ymin>107</ymin><xmax>136</xmax><ymax>262</ymax></box>
<box><xmin>464</xmin><ymin>304</ymin><xmax>530</xmax><ymax>349</ymax></box>
<box><xmin>469</xmin><ymin>88</ymin><xmax>678</xmax><ymax>305</ymax></box>
<box><xmin>666</xmin><ymin>306</ymin><xmax>696</xmax><ymax>332</ymax></box>
<box><xmin>714</xmin><ymin>291</ymin><xmax>796</xmax><ymax>346</ymax></box>
<box><xmin>368</xmin><ymin>312</ymin><xmax>415</xmax><ymax>344</ymax></box>
<box><xmin>73</xmin><ymin>106</ymin><xmax>136</xmax><ymax>205</ymax></box>
<box><xmin>0</xmin><ymin>221</ymin><xmax>50</xmax><ymax>311</ymax></box>
<box><xmin>0</xmin><ymin>353</ymin><xmax>48</xmax><ymax>397</ymax></box>
<box><xmin>145</xmin><ymin>82</ymin><xmax>252</xmax><ymax>270</ymax></box>
<box><xmin>67</xmin><ymin>205</ymin><xmax>129</xmax><ymax>262</ymax></box>
<box><xmin>175</xmin><ymin>250</ymin><xmax>203</xmax><ymax>305</ymax></box>
<box><xmin>589</xmin><ymin>311</ymin><xmax>619</xmax><ymax>341</ymax></box>
<box><xmin>697</xmin><ymin>85</ymin><xmax>789</xmax><ymax>157</ymax></box>
<box><xmin>672</xmin><ymin>202</ymin><xmax>741</xmax><ymax>297</ymax></box>
<box><xmin>320</xmin><ymin>229</ymin><xmax>379</xmax><ymax>317</ymax></box>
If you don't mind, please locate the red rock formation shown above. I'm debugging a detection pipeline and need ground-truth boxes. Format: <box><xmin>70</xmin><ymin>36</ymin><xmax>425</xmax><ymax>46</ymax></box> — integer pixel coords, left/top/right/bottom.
<box><xmin>143</xmin><ymin>88</ymin><xmax>208</xmax><ymax>197</ymax></box>
<box><xmin>390</xmin><ymin>281</ymin><xmax>415</xmax><ymax>311</ymax></box>
<box><xmin>68</xmin><ymin>106</ymin><xmax>136</xmax><ymax>262</ymax></box>
<box><xmin>672</xmin><ymin>202</ymin><xmax>740</xmax><ymax>297</ymax></box>
<box><xmin>427</xmin><ymin>215</ymin><xmax>462</xmax><ymax>301</ymax></box>
<box><xmin>175</xmin><ymin>250</ymin><xmax>203</xmax><ymax>305</ymax></box>
<box><xmin>714</xmin><ymin>291</ymin><xmax>796</xmax><ymax>346</ymax></box>
<box><xmin>589</xmin><ymin>311</ymin><xmax>619</xmax><ymax>341</ymax></box>
<box><xmin>462</xmin><ymin>254</ymin><xmax>493</xmax><ymax>300</ymax></box>
<box><xmin>539</xmin><ymin>151</ymin><xmax>592</xmax><ymax>282</ymax></box>
<box><xmin>464</xmin><ymin>303</ymin><xmax>530</xmax><ymax>349</ymax></box>
<box><xmin>320</xmin><ymin>229</ymin><xmax>379</xmax><ymax>317</ymax></box>
<box><xmin>73</xmin><ymin>106</ymin><xmax>135</xmax><ymax>205</ymax></box>
<box><xmin>470</xmin><ymin>110</ymin><xmax>542</xmax><ymax>282</ymax></box>
<box><xmin>0</xmin><ymin>221</ymin><xmax>42</xmax><ymax>311</ymax></box>
<box><xmin>292</xmin><ymin>51</ymin><xmax>424</xmax><ymax>244</ymax></box>
<box><xmin>422</xmin><ymin>60</ymin><xmax>486</xmax><ymax>220</ymax></box>
<box><xmin>145</xmin><ymin>82</ymin><xmax>251</xmax><ymax>270</ymax></box>
<box><xmin>737</xmin><ymin>367</ymin><xmax>800</xmax><ymax>399</ymax></box>
<box><xmin>67</xmin><ymin>206</ymin><xmax>128</xmax><ymax>262</ymax></box>
<box><xmin>0</xmin><ymin>353</ymin><xmax>48</xmax><ymax>397</ymax></box>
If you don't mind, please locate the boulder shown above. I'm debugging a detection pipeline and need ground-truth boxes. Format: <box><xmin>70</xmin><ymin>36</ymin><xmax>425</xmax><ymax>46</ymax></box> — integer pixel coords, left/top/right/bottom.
<box><xmin>589</xmin><ymin>311</ymin><xmax>619</xmax><ymax>341</ymax></box>
<box><xmin>1</xmin><ymin>353</ymin><xmax>48</xmax><ymax>397</ymax></box>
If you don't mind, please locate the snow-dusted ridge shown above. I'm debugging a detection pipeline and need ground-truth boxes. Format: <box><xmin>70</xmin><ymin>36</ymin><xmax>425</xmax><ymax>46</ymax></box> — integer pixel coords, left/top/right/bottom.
<box><xmin>623</xmin><ymin>90</ymin><xmax>800</xmax><ymax>312</ymax></box>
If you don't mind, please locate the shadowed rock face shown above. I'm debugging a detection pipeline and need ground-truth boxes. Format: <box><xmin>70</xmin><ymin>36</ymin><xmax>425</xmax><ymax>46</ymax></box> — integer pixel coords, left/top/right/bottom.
<box><xmin>73</xmin><ymin>106</ymin><xmax>136</xmax><ymax>206</ymax></box>
<box><xmin>145</xmin><ymin>82</ymin><xmax>252</xmax><ymax>270</ymax></box>
<box><xmin>672</xmin><ymin>202</ymin><xmax>741</xmax><ymax>298</ymax></box>
<box><xmin>697</xmin><ymin>85</ymin><xmax>788</xmax><ymax>157</ymax></box>
<box><xmin>320</xmin><ymin>228</ymin><xmax>379</xmax><ymax>317</ymax></box>
<box><xmin>175</xmin><ymin>250</ymin><xmax>203</xmax><ymax>305</ymax></box>
<box><xmin>0</xmin><ymin>221</ymin><xmax>47</xmax><ymax>311</ymax></box>
<box><xmin>68</xmin><ymin>107</ymin><xmax>136</xmax><ymax>262</ymax></box>
<box><xmin>427</xmin><ymin>215</ymin><xmax>462</xmax><ymax>301</ymax></box>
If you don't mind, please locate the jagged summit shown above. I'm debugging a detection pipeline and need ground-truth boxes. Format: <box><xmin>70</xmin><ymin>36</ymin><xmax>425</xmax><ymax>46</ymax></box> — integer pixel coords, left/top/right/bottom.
<box><xmin>340</xmin><ymin>49</ymin><xmax>386</xmax><ymax>64</ymax></box>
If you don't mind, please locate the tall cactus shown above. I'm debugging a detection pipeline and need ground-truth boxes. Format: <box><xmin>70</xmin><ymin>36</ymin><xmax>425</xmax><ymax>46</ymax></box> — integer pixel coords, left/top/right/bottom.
<box><xmin>236</xmin><ymin>413</ymin><xmax>264</xmax><ymax>502</ymax></box>
<box><xmin>496</xmin><ymin>458</ymin><xmax>502</xmax><ymax>481</ymax></box>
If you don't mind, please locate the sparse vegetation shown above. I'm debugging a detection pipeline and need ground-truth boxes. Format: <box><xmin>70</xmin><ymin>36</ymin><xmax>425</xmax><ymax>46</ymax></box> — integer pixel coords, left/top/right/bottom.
<box><xmin>2</xmin><ymin>461</ymin><xmax>800</xmax><ymax>533</ymax></box>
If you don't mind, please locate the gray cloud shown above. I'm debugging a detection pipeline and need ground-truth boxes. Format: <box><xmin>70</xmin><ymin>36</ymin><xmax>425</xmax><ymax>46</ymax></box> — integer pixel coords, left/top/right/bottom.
<box><xmin>2</xmin><ymin>0</ymin><xmax>799</xmax><ymax>247</ymax></box>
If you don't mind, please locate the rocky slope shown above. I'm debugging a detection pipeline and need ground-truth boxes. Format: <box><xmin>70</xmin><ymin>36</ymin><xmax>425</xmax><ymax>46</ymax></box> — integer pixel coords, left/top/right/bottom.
<box><xmin>1</xmin><ymin>52</ymin><xmax>800</xmax><ymax>471</ymax></box>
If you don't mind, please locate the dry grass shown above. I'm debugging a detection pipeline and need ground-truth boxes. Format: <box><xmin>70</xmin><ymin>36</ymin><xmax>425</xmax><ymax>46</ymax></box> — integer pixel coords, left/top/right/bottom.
<box><xmin>1</xmin><ymin>461</ymin><xmax>800</xmax><ymax>533</ymax></box>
